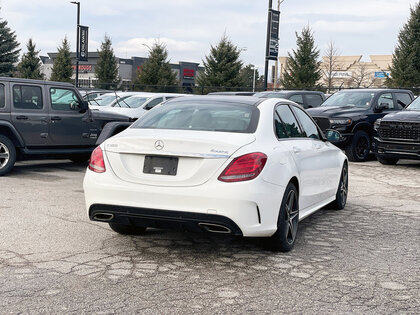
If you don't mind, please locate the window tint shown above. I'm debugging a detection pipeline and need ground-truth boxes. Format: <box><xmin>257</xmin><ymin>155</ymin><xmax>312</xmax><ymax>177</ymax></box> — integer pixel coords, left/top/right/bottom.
<box><xmin>274</xmin><ymin>114</ymin><xmax>288</xmax><ymax>139</ymax></box>
<box><xmin>13</xmin><ymin>85</ymin><xmax>43</xmax><ymax>110</ymax></box>
<box><xmin>275</xmin><ymin>105</ymin><xmax>304</xmax><ymax>137</ymax></box>
<box><xmin>145</xmin><ymin>97</ymin><xmax>164</xmax><ymax>109</ymax></box>
<box><xmin>305</xmin><ymin>94</ymin><xmax>323</xmax><ymax>107</ymax></box>
<box><xmin>50</xmin><ymin>88</ymin><xmax>81</xmax><ymax>111</ymax></box>
<box><xmin>291</xmin><ymin>106</ymin><xmax>320</xmax><ymax>140</ymax></box>
<box><xmin>0</xmin><ymin>84</ymin><xmax>5</xmax><ymax>108</ymax></box>
<box><xmin>289</xmin><ymin>94</ymin><xmax>304</xmax><ymax>106</ymax></box>
<box><xmin>395</xmin><ymin>93</ymin><xmax>412</xmax><ymax>109</ymax></box>
<box><xmin>133</xmin><ymin>102</ymin><xmax>258</xmax><ymax>133</ymax></box>
<box><xmin>377</xmin><ymin>93</ymin><xmax>394</xmax><ymax>109</ymax></box>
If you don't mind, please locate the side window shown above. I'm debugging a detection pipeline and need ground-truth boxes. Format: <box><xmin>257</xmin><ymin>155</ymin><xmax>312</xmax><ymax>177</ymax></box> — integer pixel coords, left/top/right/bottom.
<box><xmin>145</xmin><ymin>97</ymin><xmax>164</xmax><ymax>110</ymax></box>
<box><xmin>275</xmin><ymin>105</ymin><xmax>304</xmax><ymax>138</ymax></box>
<box><xmin>13</xmin><ymin>85</ymin><xmax>43</xmax><ymax>110</ymax></box>
<box><xmin>291</xmin><ymin>106</ymin><xmax>320</xmax><ymax>140</ymax></box>
<box><xmin>288</xmin><ymin>94</ymin><xmax>304</xmax><ymax>106</ymax></box>
<box><xmin>274</xmin><ymin>114</ymin><xmax>288</xmax><ymax>139</ymax></box>
<box><xmin>0</xmin><ymin>84</ymin><xmax>5</xmax><ymax>108</ymax></box>
<box><xmin>395</xmin><ymin>93</ymin><xmax>412</xmax><ymax>109</ymax></box>
<box><xmin>305</xmin><ymin>94</ymin><xmax>323</xmax><ymax>107</ymax></box>
<box><xmin>50</xmin><ymin>88</ymin><xmax>81</xmax><ymax>111</ymax></box>
<box><xmin>377</xmin><ymin>93</ymin><xmax>394</xmax><ymax>109</ymax></box>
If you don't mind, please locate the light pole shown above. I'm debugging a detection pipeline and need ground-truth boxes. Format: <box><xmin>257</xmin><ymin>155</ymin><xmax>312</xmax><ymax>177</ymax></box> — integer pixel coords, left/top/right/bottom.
<box><xmin>70</xmin><ymin>1</ymin><xmax>80</xmax><ymax>87</ymax></box>
<box><xmin>264</xmin><ymin>0</ymin><xmax>273</xmax><ymax>90</ymax></box>
<box><xmin>252</xmin><ymin>67</ymin><xmax>257</xmax><ymax>92</ymax></box>
<box><xmin>273</xmin><ymin>0</ymin><xmax>285</xmax><ymax>90</ymax></box>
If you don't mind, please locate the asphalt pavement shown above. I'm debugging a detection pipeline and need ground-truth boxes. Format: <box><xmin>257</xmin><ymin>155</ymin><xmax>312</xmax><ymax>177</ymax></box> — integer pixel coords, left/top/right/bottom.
<box><xmin>0</xmin><ymin>159</ymin><xmax>419</xmax><ymax>314</ymax></box>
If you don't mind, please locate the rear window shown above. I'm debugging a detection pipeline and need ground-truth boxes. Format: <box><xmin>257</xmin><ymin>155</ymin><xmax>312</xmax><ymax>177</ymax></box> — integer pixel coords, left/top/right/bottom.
<box><xmin>132</xmin><ymin>102</ymin><xmax>259</xmax><ymax>133</ymax></box>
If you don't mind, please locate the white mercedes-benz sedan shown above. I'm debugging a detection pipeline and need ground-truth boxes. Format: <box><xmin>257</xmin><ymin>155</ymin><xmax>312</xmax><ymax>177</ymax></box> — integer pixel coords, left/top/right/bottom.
<box><xmin>84</xmin><ymin>96</ymin><xmax>348</xmax><ymax>252</ymax></box>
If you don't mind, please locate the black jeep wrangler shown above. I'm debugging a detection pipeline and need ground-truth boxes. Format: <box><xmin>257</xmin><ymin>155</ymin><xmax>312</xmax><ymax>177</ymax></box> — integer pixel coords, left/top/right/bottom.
<box><xmin>307</xmin><ymin>89</ymin><xmax>414</xmax><ymax>162</ymax></box>
<box><xmin>373</xmin><ymin>96</ymin><xmax>420</xmax><ymax>164</ymax></box>
<box><xmin>0</xmin><ymin>78</ymin><xmax>133</xmax><ymax>176</ymax></box>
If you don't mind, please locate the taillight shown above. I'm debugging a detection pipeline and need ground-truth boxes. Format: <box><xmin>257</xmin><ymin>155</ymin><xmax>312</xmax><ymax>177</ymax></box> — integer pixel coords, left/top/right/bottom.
<box><xmin>88</xmin><ymin>146</ymin><xmax>106</xmax><ymax>173</ymax></box>
<box><xmin>218</xmin><ymin>152</ymin><xmax>267</xmax><ymax>182</ymax></box>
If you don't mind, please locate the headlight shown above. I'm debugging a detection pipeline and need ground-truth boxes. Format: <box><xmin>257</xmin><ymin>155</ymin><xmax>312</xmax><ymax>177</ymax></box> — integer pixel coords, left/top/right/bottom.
<box><xmin>374</xmin><ymin>119</ymin><xmax>382</xmax><ymax>131</ymax></box>
<box><xmin>329</xmin><ymin>118</ymin><xmax>352</xmax><ymax>125</ymax></box>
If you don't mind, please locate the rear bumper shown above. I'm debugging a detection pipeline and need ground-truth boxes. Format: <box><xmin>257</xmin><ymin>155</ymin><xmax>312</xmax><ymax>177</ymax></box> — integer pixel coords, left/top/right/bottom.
<box><xmin>374</xmin><ymin>137</ymin><xmax>420</xmax><ymax>160</ymax></box>
<box><xmin>89</xmin><ymin>204</ymin><xmax>243</xmax><ymax>235</ymax></box>
<box><xmin>83</xmin><ymin>167</ymin><xmax>285</xmax><ymax>237</ymax></box>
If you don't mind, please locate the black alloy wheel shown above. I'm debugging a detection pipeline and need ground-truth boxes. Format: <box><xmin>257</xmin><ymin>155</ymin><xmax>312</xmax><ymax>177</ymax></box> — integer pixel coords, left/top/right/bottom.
<box><xmin>265</xmin><ymin>182</ymin><xmax>299</xmax><ymax>252</ymax></box>
<box><xmin>346</xmin><ymin>131</ymin><xmax>371</xmax><ymax>162</ymax></box>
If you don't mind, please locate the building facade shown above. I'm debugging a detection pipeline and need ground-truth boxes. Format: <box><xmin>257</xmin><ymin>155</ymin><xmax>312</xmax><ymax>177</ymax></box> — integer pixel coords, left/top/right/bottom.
<box><xmin>40</xmin><ymin>52</ymin><xmax>203</xmax><ymax>88</ymax></box>
<box><xmin>277</xmin><ymin>55</ymin><xmax>392</xmax><ymax>90</ymax></box>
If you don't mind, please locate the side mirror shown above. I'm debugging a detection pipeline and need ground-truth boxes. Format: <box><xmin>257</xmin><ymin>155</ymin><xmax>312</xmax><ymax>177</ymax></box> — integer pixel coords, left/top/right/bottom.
<box><xmin>79</xmin><ymin>101</ymin><xmax>89</xmax><ymax>113</ymax></box>
<box><xmin>325</xmin><ymin>129</ymin><xmax>342</xmax><ymax>142</ymax></box>
<box><xmin>374</xmin><ymin>102</ymin><xmax>389</xmax><ymax>113</ymax></box>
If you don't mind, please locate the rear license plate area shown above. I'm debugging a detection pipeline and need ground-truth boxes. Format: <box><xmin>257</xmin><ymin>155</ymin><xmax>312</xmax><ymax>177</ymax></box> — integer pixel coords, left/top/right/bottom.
<box><xmin>143</xmin><ymin>156</ymin><xmax>178</xmax><ymax>176</ymax></box>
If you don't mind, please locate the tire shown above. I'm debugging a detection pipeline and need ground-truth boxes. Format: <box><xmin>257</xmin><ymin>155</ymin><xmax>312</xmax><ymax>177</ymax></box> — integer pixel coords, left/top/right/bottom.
<box><xmin>0</xmin><ymin>135</ymin><xmax>16</xmax><ymax>176</ymax></box>
<box><xmin>345</xmin><ymin>131</ymin><xmax>371</xmax><ymax>162</ymax></box>
<box><xmin>329</xmin><ymin>163</ymin><xmax>348</xmax><ymax>210</ymax></box>
<box><xmin>70</xmin><ymin>154</ymin><xmax>90</xmax><ymax>164</ymax></box>
<box><xmin>264</xmin><ymin>182</ymin><xmax>299</xmax><ymax>252</ymax></box>
<box><xmin>377</xmin><ymin>156</ymin><xmax>398</xmax><ymax>165</ymax></box>
<box><xmin>108</xmin><ymin>222</ymin><xmax>147</xmax><ymax>235</ymax></box>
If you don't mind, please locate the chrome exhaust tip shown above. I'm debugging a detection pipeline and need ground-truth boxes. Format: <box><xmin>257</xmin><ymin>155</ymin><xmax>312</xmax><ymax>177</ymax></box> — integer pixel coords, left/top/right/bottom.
<box><xmin>198</xmin><ymin>223</ymin><xmax>232</xmax><ymax>234</ymax></box>
<box><xmin>92</xmin><ymin>212</ymin><xmax>114</xmax><ymax>222</ymax></box>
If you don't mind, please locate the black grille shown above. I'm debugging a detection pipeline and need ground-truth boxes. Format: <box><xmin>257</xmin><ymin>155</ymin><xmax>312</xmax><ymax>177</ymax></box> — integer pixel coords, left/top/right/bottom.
<box><xmin>312</xmin><ymin>117</ymin><xmax>330</xmax><ymax>132</ymax></box>
<box><xmin>379</xmin><ymin>121</ymin><xmax>420</xmax><ymax>141</ymax></box>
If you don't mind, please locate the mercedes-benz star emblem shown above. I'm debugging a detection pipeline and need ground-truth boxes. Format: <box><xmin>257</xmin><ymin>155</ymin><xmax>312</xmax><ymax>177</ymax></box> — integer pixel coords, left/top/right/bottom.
<box><xmin>154</xmin><ymin>140</ymin><xmax>164</xmax><ymax>150</ymax></box>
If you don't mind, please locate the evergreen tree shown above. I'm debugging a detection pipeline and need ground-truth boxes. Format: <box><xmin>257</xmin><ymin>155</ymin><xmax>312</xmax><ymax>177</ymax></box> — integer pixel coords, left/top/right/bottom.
<box><xmin>281</xmin><ymin>26</ymin><xmax>321</xmax><ymax>89</ymax></box>
<box><xmin>50</xmin><ymin>37</ymin><xmax>73</xmax><ymax>83</ymax></box>
<box><xmin>197</xmin><ymin>35</ymin><xmax>244</xmax><ymax>87</ymax></box>
<box><xmin>95</xmin><ymin>35</ymin><xmax>120</xmax><ymax>89</ymax></box>
<box><xmin>134</xmin><ymin>41</ymin><xmax>177</xmax><ymax>90</ymax></box>
<box><xmin>0</xmin><ymin>15</ymin><xmax>20</xmax><ymax>76</ymax></box>
<box><xmin>239</xmin><ymin>64</ymin><xmax>262</xmax><ymax>90</ymax></box>
<box><xmin>388</xmin><ymin>2</ymin><xmax>420</xmax><ymax>87</ymax></box>
<box><xmin>17</xmin><ymin>39</ymin><xmax>43</xmax><ymax>79</ymax></box>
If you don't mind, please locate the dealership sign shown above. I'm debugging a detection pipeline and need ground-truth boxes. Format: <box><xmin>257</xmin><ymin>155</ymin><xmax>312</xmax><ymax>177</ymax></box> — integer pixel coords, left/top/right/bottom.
<box><xmin>183</xmin><ymin>68</ymin><xmax>195</xmax><ymax>79</ymax></box>
<box><xmin>374</xmin><ymin>71</ymin><xmax>390</xmax><ymax>78</ymax></box>
<box><xmin>267</xmin><ymin>9</ymin><xmax>280</xmax><ymax>60</ymax></box>
<box><xmin>332</xmin><ymin>71</ymin><xmax>352</xmax><ymax>78</ymax></box>
<box><xmin>78</xmin><ymin>25</ymin><xmax>89</xmax><ymax>62</ymax></box>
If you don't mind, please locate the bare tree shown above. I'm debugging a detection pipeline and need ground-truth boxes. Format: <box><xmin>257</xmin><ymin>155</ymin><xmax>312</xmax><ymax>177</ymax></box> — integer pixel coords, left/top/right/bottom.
<box><xmin>321</xmin><ymin>41</ymin><xmax>340</xmax><ymax>93</ymax></box>
<box><xmin>350</xmin><ymin>63</ymin><xmax>374</xmax><ymax>88</ymax></box>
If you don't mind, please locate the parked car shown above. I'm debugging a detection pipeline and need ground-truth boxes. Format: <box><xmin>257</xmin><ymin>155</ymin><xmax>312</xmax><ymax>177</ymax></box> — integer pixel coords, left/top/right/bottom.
<box><xmin>373</xmin><ymin>96</ymin><xmax>420</xmax><ymax>164</ymax></box>
<box><xmin>254</xmin><ymin>90</ymin><xmax>326</xmax><ymax>109</ymax></box>
<box><xmin>0</xmin><ymin>77</ymin><xmax>134</xmax><ymax>176</ymax></box>
<box><xmin>307</xmin><ymin>89</ymin><xmax>415</xmax><ymax>162</ymax></box>
<box><xmin>101</xmin><ymin>93</ymin><xmax>189</xmax><ymax>119</ymax></box>
<box><xmin>208</xmin><ymin>91</ymin><xmax>256</xmax><ymax>96</ymax></box>
<box><xmin>82</xmin><ymin>90</ymin><xmax>110</xmax><ymax>103</ymax></box>
<box><xmin>83</xmin><ymin>96</ymin><xmax>348</xmax><ymax>252</ymax></box>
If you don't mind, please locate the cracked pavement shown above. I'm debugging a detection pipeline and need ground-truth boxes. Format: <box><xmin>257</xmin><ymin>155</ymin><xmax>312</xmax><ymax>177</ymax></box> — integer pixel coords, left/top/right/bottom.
<box><xmin>0</xmin><ymin>159</ymin><xmax>419</xmax><ymax>314</ymax></box>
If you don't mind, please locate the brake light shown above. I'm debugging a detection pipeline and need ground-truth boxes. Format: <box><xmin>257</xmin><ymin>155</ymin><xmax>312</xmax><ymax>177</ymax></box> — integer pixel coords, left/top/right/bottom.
<box><xmin>218</xmin><ymin>152</ymin><xmax>267</xmax><ymax>182</ymax></box>
<box><xmin>88</xmin><ymin>146</ymin><xmax>106</xmax><ymax>173</ymax></box>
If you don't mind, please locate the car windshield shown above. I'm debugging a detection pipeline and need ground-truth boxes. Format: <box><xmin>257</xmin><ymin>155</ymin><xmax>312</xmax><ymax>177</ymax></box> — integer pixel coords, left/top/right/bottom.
<box><xmin>112</xmin><ymin>96</ymin><xmax>150</xmax><ymax>108</ymax></box>
<box><xmin>92</xmin><ymin>94</ymin><xmax>120</xmax><ymax>106</ymax></box>
<box><xmin>254</xmin><ymin>92</ymin><xmax>287</xmax><ymax>98</ymax></box>
<box><xmin>132</xmin><ymin>102</ymin><xmax>259</xmax><ymax>133</ymax></box>
<box><xmin>322</xmin><ymin>92</ymin><xmax>375</xmax><ymax>107</ymax></box>
<box><xmin>405</xmin><ymin>97</ymin><xmax>420</xmax><ymax>111</ymax></box>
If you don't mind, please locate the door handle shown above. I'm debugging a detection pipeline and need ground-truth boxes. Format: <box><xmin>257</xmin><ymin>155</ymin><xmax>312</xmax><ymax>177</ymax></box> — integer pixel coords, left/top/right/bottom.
<box><xmin>16</xmin><ymin>115</ymin><xmax>28</xmax><ymax>120</ymax></box>
<box><xmin>51</xmin><ymin>116</ymin><xmax>62</xmax><ymax>121</ymax></box>
<box><xmin>293</xmin><ymin>146</ymin><xmax>301</xmax><ymax>154</ymax></box>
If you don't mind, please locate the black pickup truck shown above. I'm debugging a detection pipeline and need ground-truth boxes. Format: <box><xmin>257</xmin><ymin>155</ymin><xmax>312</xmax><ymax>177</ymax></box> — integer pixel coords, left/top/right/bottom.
<box><xmin>374</xmin><ymin>96</ymin><xmax>420</xmax><ymax>164</ymax></box>
<box><xmin>307</xmin><ymin>89</ymin><xmax>414</xmax><ymax>162</ymax></box>
<box><xmin>0</xmin><ymin>78</ymin><xmax>133</xmax><ymax>176</ymax></box>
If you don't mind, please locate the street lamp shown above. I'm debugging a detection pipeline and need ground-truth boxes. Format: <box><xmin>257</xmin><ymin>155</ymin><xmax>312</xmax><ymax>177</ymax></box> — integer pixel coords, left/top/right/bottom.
<box><xmin>70</xmin><ymin>1</ymin><xmax>80</xmax><ymax>87</ymax></box>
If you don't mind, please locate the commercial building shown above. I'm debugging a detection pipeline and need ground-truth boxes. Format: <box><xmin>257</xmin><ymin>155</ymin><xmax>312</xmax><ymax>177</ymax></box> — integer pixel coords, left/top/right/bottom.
<box><xmin>277</xmin><ymin>55</ymin><xmax>392</xmax><ymax>89</ymax></box>
<box><xmin>40</xmin><ymin>52</ymin><xmax>203</xmax><ymax>88</ymax></box>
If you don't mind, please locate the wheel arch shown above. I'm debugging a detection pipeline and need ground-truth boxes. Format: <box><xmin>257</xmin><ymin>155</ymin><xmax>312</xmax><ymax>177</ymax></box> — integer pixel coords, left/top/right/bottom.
<box><xmin>351</xmin><ymin>122</ymin><xmax>372</xmax><ymax>135</ymax></box>
<box><xmin>0</xmin><ymin>122</ymin><xmax>24</xmax><ymax>147</ymax></box>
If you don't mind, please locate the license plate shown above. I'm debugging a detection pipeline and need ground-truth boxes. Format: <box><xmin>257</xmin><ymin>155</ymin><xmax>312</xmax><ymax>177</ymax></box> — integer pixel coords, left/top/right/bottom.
<box><xmin>143</xmin><ymin>156</ymin><xmax>178</xmax><ymax>176</ymax></box>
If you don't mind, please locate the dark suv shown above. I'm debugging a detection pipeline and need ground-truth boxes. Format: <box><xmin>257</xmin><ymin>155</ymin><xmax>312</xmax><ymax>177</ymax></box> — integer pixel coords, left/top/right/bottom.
<box><xmin>374</xmin><ymin>96</ymin><xmax>420</xmax><ymax>164</ymax></box>
<box><xmin>307</xmin><ymin>89</ymin><xmax>414</xmax><ymax>162</ymax></box>
<box><xmin>0</xmin><ymin>77</ymin><xmax>133</xmax><ymax>176</ymax></box>
<box><xmin>254</xmin><ymin>90</ymin><xmax>326</xmax><ymax>109</ymax></box>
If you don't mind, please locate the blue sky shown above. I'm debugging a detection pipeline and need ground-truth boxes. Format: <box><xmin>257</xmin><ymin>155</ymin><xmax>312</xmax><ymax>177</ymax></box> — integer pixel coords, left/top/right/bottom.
<box><xmin>1</xmin><ymin>0</ymin><xmax>418</xmax><ymax>72</ymax></box>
